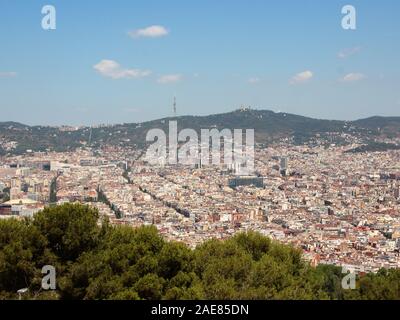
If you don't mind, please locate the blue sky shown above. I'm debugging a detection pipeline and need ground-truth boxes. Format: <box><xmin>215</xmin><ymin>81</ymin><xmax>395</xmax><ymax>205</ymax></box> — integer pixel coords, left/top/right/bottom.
<box><xmin>0</xmin><ymin>0</ymin><xmax>399</xmax><ymax>125</ymax></box>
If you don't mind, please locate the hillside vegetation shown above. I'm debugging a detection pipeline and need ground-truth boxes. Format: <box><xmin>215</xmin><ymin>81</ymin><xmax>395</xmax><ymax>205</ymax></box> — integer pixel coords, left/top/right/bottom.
<box><xmin>1</xmin><ymin>110</ymin><xmax>400</xmax><ymax>154</ymax></box>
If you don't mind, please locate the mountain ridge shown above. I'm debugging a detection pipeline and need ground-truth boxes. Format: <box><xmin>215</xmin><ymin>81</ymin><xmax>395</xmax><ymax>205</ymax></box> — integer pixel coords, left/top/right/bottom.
<box><xmin>1</xmin><ymin>108</ymin><xmax>400</xmax><ymax>155</ymax></box>
<box><xmin>2</xmin><ymin>109</ymin><xmax>400</xmax><ymax>128</ymax></box>
<box><xmin>2</xmin><ymin>109</ymin><xmax>400</xmax><ymax>129</ymax></box>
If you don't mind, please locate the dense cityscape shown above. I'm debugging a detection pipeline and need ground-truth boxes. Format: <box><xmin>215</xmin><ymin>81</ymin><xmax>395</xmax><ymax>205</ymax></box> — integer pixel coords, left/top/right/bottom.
<box><xmin>1</xmin><ymin>127</ymin><xmax>400</xmax><ymax>274</ymax></box>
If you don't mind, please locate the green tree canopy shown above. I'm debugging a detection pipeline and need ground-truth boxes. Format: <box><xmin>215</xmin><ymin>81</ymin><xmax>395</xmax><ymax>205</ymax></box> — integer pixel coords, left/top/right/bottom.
<box><xmin>1</xmin><ymin>203</ymin><xmax>400</xmax><ymax>300</ymax></box>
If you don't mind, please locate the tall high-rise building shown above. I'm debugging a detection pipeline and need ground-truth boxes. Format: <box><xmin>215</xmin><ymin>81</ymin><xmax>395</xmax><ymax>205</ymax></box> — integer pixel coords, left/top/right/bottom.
<box><xmin>280</xmin><ymin>157</ymin><xmax>288</xmax><ymax>176</ymax></box>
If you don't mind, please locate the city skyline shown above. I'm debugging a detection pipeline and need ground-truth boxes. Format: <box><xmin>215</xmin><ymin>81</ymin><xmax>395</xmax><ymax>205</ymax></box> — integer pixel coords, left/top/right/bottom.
<box><xmin>1</xmin><ymin>0</ymin><xmax>400</xmax><ymax>126</ymax></box>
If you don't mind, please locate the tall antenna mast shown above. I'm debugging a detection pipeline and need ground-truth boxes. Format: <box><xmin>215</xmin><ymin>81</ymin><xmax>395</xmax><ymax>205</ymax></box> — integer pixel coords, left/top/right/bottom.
<box><xmin>173</xmin><ymin>96</ymin><xmax>177</xmax><ymax>117</ymax></box>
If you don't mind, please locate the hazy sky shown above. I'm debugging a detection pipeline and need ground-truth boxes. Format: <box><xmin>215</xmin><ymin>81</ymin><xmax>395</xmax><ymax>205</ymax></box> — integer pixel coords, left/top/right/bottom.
<box><xmin>0</xmin><ymin>0</ymin><xmax>399</xmax><ymax>125</ymax></box>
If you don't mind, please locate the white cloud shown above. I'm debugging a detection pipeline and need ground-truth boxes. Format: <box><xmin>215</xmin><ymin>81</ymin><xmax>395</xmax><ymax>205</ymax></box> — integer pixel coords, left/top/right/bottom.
<box><xmin>341</xmin><ymin>73</ymin><xmax>366</xmax><ymax>82</ymax></box>
<box><xmin>129</xmin><ymin>25</ymin><xmax>169</xmax><ymax>38</ymax></box>
<box><xmin>248</xmin><ymin>77</ymin><xmax>261</xmax><ymax>84</ymax></box>
<box><xmin>338</xmin><ymin>46</ymin><xmax>361</xmax><ymax>59</ymax></box>
<box><xmin>93</xmin><ymin>60</ymin><xmax>151</xmax><ymax>79</ymax></box>
<box><xmin>290</xmin><ymin>70</ymin><xmax>313</xmax><ymax>84</ymax></box>
<box><xmin>157</xmin><ymin>74</ymin><xmax>182</xmax><ymax>84</ymax></box>
<box><xmin>0</xmin><ymin>71</ymin><xmax>17</xmax><ymax>78</ymax></box>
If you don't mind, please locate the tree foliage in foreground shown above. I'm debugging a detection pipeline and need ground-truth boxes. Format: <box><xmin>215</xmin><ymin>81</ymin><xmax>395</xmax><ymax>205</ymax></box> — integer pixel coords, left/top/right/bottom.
<box><xmin>0</xmin><ymin>203</ymin><xmax>399</xmax><ymax>300</ymax></box>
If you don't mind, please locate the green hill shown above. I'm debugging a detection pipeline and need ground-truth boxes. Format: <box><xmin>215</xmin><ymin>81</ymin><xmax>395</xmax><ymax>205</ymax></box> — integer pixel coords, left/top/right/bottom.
<box><xmin>1</xmin><ymin>109</ymin><xmax>400</xmax><ymax>154</ymax></box>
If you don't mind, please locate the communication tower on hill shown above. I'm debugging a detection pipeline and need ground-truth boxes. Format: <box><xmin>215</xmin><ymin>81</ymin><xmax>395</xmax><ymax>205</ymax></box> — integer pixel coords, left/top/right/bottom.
<box><xmin>173</xmin><ymin>96</ymin><xmax>177</xmax><ymax>117</ymax></box>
